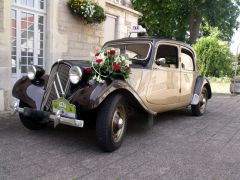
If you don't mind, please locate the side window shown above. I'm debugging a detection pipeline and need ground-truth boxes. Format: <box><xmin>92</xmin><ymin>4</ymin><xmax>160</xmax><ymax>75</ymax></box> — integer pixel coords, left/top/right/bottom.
<box><xmin>181</xmin><ymin>49</ymin><xmax>194</xmax><ymax>71</ymax></box>
<box><xmin>155</xmin><ymin>45</ymin><xmax>178</xmax><ymax>68</ymax></box>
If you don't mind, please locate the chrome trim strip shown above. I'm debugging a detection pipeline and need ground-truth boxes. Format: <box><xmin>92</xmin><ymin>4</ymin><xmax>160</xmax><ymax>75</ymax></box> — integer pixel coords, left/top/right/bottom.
<box><xmin>56</xmin><ymin>73</ymin><xmax>65</xmax><ymax>96</ymax></box>
<box><xmin>53</xmin><ymin>81</ymin><xmax>60</xmax><ymax>98</ymax></box>
<box><xmin>64</xmin><ymin>79</ymin><xmax>70</xmax><ymax>94</ymax></box>
<box><xmin>104</xmin><ymin>41</ymin><xmax>153</xmax><ymax>61</ymax></box>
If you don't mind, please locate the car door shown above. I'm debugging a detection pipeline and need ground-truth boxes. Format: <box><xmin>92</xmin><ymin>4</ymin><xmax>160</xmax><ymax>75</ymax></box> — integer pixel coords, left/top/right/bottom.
<box><xmin>180</xmin><ymin>47</ymin><xmax>196</xmax><ymax>104</ymax></box>
<box><xmin>146</xmin><ymin>43</ymin><xmax>181</xmax><ymax>106</ymax></box>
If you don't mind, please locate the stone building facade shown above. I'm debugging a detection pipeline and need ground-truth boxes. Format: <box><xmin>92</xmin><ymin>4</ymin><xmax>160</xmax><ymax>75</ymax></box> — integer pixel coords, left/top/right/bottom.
<box><xmin>0</xmin><ymin>0</ymin><xmax>141</xmax><ymax>110</ymax></box>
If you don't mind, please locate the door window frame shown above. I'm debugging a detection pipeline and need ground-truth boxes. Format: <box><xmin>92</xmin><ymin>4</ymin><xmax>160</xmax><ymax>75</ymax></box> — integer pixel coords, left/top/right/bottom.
<box><xmin>180</xmin><ymin>47</ymin><xmax>195</xmax><ymax>72</ymax></box>
<box><xmin>154</xmin><ymin>42</ymin><xmax>180</xmax><ymax>70</ymax></box>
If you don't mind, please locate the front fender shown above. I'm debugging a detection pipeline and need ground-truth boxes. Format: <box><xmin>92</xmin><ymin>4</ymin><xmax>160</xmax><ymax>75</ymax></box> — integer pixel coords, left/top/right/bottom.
<box><xmin>12</xmin><ymin>75</ymin><xmax>49</xmax><ymax>110</ymax></box>
<box><xmin>70</xmin><ymin>80</ymin><xmax>156</xmax><ymax>115</ymax></box>
<box><xmin>191</xmin><ymin>76</ymin><xmax>212</xmax><ymax>105</ymax></box>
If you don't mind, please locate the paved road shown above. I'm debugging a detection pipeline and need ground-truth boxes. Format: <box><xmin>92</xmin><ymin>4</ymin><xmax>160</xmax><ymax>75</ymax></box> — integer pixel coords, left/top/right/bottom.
<box><xmin>1</xmin><ymin>94</ymin><xmax>240</xmax><ymax>180</ymax></box>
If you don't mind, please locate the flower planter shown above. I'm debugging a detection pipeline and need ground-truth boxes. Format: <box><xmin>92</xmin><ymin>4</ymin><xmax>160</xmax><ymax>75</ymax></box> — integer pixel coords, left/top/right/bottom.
<box><xmin>230</xmin><ymin>78</ymin><xmax>240</xmax><ymax>94</ymax></box>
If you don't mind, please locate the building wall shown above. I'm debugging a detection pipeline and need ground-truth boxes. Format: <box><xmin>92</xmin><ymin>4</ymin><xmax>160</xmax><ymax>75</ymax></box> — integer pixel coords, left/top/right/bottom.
<box><xmin>46</xmin><ymin>0</ymin><xmax>141</xmax><ymax>71</ymax></box>
<box><xmin>105</xmin><ymin>1</ymin><xmax>140</xmax><ymax>38</ymax></box>
<box><xmin>0</xmin><ymin>0</ymin><xmax>11</xmax><ymax>110</ymax></box>
<box><xmin>46</xmin><ymin>0</ymin><xmax>104</xmax><ymax>71</ymax></box>
<box><xmin>0</xmin><ymin>0</ymin><xmax>141</xmax><ymax>110</ymax></box>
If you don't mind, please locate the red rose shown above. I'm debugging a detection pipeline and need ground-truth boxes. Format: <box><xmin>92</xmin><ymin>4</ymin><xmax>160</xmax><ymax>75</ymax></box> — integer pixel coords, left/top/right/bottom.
<box><xmin>95</xmin><ymin>52</ymin><xmax>100</xmax><ymax>56</ymax></box>
<box><xmin>96</xmin><ymin>59</ymin><xmax>103</xmax><ymax>64</ymax></box>
<box><xmin>84</xmin><ymin>67</ymin><xmax>92</xmax><ymax>74</ymax></box>
<box><xmin>109</xmin><ymin>50</ymin><xmax>116</xmax><ymax>55</ymax></box>
<box><xmin>113</xmin><ymin>64</ymin><xmax>120</xmax><ymax>71</ymax></box>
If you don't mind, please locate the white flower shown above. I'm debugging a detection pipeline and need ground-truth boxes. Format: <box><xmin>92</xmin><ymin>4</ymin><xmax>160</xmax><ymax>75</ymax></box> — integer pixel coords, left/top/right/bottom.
<box><xmin>96</xmin><ymin>76</ymin><xmax>105</xmax><ymax>83</ymax></box>
<box><xmin>121</xmin><ymin>55</ymin><xmax>126</xmax><ymax>61</ymax></box>
<box><xmin>114</xmin><ymin>56</ymin><xmax>121</xmax><ymax>63</ymax></box>
<box><xmin>125</xmin><ymin>60</ymin><xmax>132</xmax><ymax>67</ymax></box>
<box><xmin>92</xmin><ymin>75</ymin><xmax>97</xmax><ymax>80</ymax></box>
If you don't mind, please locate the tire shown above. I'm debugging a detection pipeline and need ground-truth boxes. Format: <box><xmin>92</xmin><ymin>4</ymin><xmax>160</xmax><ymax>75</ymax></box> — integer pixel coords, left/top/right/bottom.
<box><xmin>191</xmin><ymin>87</ymin><xmax>208</xmax><ymax>116</ymax></box>
<box><xmin>19</xmin><ymin>101</ymin><xmax>47</xmax><ymax>130</ymax></box>
<box><xmin>96</xmin><ymin>94</ymin><xmax>127</xmax><ymax>152</ymax></box>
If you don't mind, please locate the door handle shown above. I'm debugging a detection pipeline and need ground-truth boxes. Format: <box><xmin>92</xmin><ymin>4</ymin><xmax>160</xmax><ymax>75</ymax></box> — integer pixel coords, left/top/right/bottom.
<box><xmin>181</xmin><ymin>63</ymin><xmax>185</xmax><ymax>69</ymax></box>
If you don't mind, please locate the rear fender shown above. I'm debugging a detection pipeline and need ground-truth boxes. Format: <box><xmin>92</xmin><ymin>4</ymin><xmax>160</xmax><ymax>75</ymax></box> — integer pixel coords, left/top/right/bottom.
<box><xmin>191</xmin><ymin>76</ymin><xmax>212</xmax><ymax>105</ymax></box>
<box><xmin>12</xmin><ymin>75</ymin><xmax>49</xmax><ymax>110</ymax></box>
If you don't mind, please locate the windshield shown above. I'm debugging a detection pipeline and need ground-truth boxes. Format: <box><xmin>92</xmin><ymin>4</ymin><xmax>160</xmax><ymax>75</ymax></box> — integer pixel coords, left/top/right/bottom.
<box><xmin>104</xmin><ymin>42</ymin><xmax>151</xmax><ymax>63</ymax></box>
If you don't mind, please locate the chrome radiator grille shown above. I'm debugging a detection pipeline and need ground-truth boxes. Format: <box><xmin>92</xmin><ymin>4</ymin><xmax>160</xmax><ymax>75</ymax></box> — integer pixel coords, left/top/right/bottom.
<box><xmin>41</xmin><ymin>63</ymin><xmax>71</xmax><ymax>111</ymax></box>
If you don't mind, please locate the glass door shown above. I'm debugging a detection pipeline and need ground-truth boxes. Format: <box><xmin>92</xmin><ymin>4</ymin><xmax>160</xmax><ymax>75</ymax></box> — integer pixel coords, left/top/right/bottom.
<box><xmin>11</xmin><ymin>0</ymin><xmax>46</xmax><ymax>85</ymax></box>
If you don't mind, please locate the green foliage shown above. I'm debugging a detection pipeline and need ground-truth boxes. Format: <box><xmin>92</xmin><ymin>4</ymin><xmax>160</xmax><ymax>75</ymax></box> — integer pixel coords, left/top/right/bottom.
<box><xmin>132</xmin><ymin>0</ymin><xmax>240</xmax><ymax>43</ymax></box>
<box><xmin>67</xmin><ymin>0</ymin><xmax>106</xmax><ymax>24</ymax></box>
<box><xmin>132</xmin><ymin>0</ymin><xmax>188</xmax><ymax>41</ymax></box>
<box><xmin>208</xmin><ymin>77</ymin><xmax>231</xmax><ymax>83</ymax></box>
<box><xmin>193</xmin><ymin>33</ymin><xmax>233</xmax><ymax>77</ymax></box>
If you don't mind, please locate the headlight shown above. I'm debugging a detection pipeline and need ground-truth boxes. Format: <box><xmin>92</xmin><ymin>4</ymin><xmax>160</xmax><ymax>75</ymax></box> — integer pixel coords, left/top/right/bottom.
<box><xmin>27</xmin><ymin>66</ymin><xmax>37</xmax><ymax>80</ymax></box>
<box><xmin>69</xmin><ymin>66</ymin><xmax>82</xmax><ymax>84</ymax></box>
<box><xmin>27</xmin><ymin>65</ymin><xmax>45</xmax><ymax>80</ymax></box>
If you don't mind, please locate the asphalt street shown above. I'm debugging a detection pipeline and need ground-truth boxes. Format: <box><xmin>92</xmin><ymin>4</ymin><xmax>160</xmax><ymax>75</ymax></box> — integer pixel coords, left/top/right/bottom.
<box><xmin>1</xmin><ymin>94</ymin><xmax>240</xmax><ymax>180</ymax></box>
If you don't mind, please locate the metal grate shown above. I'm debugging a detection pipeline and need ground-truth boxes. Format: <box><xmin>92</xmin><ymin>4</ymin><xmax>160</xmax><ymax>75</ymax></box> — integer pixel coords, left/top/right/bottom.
<box><xmin>41</xmin><ymin>63</ymin><xmax>71</xmax><ymax>111</ymax></box>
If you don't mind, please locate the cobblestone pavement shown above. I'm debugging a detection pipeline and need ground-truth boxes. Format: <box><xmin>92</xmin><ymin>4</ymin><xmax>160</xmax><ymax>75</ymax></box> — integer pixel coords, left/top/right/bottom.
<box><xmin>1</xmin><ymin>94</ymin><xmax>240</xmax><ymax>180</ymax></box>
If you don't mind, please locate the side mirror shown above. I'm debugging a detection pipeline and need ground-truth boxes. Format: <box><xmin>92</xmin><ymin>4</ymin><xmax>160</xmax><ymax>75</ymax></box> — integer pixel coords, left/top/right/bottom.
<box><xmin>156</xmin><ymin>58</ymin><xmax>166</xmax><ymax>66</ymax></box>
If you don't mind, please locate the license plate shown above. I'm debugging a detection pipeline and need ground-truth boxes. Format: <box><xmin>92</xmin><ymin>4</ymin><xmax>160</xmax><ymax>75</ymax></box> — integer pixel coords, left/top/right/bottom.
<box><xmin>52</xmin><ymin>98</ymin><xmax>76</xmax><ymax>118</ymax></box>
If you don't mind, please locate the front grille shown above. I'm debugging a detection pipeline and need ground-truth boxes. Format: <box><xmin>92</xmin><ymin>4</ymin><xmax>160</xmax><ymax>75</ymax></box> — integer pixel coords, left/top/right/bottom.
<box><xmin>41</xmin><ymin>63</ymin><xmax>71</xmax><ymax>111</ymax></box>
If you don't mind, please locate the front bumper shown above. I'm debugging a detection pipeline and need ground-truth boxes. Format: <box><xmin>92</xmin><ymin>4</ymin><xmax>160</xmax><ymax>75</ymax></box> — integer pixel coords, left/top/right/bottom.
<box><xmin>12</xmin><ymin>102</ymin><xmax>84</xmax><ymax>128</ymax></box>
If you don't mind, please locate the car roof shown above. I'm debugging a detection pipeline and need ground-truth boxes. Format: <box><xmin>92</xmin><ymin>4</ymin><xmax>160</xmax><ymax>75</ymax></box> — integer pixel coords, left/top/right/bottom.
<box><xmin>106</xmin><ymin>37</ymin><xmax>194</xmax><ymax>52</ymax></box>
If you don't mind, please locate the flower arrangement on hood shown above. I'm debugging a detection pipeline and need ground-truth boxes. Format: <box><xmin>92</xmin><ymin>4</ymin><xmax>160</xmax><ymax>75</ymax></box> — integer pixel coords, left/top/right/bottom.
<box><xmin>67</xmin><ymin>0</ymin><xmax>106</xmax><ymax>24</ymax></box>
<box><xmin>84</xmin><ymin>48</ymin><xmax>132</xmax><ymax>83</ymax></box>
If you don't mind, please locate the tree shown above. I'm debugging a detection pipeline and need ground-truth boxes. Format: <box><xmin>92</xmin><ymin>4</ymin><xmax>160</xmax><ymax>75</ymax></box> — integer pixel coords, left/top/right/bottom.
<box><xmin>132</xmin><ymin>0</ymin><xmax>240</xmax><ymax>44</ymax></box>
<box><xmin>193</xmin><ymin>32</ymin><xmax>233</xmax><ymax>77</ymax></box>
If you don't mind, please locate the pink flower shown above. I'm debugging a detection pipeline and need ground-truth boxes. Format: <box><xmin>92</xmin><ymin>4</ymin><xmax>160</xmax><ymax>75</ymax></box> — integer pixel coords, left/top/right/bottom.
<box><xmin>113</xmin><ymin>64</ymin><xmax>120</xmax><ymax>71</ymax></box>
<box><xmin>96</xmin><ymin>59</ymin><xmax>103</xmax><ymax>64</ymax></box>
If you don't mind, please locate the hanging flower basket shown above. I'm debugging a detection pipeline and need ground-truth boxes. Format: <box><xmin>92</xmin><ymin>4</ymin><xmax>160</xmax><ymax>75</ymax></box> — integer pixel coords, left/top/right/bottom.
<box><xmin>67</xmin><ymin>0</ymin><xmax>106</xmax><ymax>24</ymax></box>
<box><xmin>84</xmin><ymin>48</ymin><xmax>132</xmax><ymax>83</ymax></box>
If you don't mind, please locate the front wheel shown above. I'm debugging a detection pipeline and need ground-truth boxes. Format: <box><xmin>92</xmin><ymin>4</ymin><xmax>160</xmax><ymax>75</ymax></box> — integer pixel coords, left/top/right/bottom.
<box><xmin>191</xmin><ymin>87</ymin><xmax>208</xmax><ymax>116</ymax></box>
<box><xmin>96</xmin><ymin>94</ymin><xmax>127</xmax><ymax>152</ymax></box>
<box><xmin>19</xmin><ymin>101</ymin><xmax>47</xmax><ymax>130</ymax></box>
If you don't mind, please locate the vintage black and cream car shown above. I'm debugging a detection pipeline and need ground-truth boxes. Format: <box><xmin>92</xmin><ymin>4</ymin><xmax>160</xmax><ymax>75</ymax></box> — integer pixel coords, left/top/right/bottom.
<box><xmin>12</xmin><ymin>35</ymin><xmax>212</xmax><ymax>152</ymax></box>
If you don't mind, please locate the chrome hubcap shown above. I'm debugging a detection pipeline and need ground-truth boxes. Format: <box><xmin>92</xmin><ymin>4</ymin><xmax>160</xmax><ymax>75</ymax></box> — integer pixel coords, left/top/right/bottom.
<box><xmin>112</xmin><ymin>106</ymin><xmax>126</xmax><ymax>143</ymax></box>
<box><xmin>200</xmin><ymin>91</ymin><xmax>207</xmax><ymax>113</ymax></box>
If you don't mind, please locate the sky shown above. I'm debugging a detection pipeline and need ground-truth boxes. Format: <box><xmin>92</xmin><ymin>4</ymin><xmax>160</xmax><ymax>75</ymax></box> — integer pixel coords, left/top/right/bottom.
<box><xmin>230</xmin><ymin>17</ymin><xmax>240</xmax><ymax>55</ymax></box>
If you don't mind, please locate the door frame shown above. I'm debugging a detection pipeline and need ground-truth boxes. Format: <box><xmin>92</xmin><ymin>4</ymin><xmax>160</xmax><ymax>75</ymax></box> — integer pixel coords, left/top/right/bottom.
<box><xmin>146</xmin><ymin>42</ymin><xmax>181</xmax><ymax>106</ymax></box>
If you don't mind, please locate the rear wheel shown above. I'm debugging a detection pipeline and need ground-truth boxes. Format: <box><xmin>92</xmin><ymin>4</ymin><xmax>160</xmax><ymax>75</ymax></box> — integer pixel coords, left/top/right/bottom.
<box><xmin>19</xmin><ymin>101</ymin><xmax>47</xmax><ymax>130</ymax></box>
<box><xmin>191</xmin><ymin>87</ymin><xmax>208</xmax><ymax>116</ymax></box>
<box><xmin>96</xmin><ymin>94</ymin><xmax>127</xmax><ymax>152</ymax></box>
